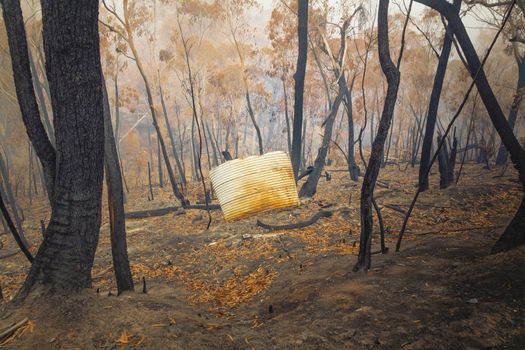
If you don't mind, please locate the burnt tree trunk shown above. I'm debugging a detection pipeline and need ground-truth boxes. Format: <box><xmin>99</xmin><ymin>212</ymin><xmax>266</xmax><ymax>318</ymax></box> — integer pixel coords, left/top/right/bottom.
<box><xmin>0</xmin><ymin>0</ymin><xmax>56</xmax><ymax>202</ymax></box>
<box><xmin>291</xmin><ymin>0</ymin><xmax>309</xmax><ymax>178</ymax></box>
<box><xmin>282</xmin><ymin>77</ymin><xmax>293</xmax><ymax>155</ymax></box>
<box><xmin>159</xmin><ymin>84</ymin><xmax>186</xmax><ymax>186</ymax></box>
<box><xmin>437</xmin><ymin>134</ymin><xmax>451</xmax><ymax>188</ymax></box>
<box><xmin>343</xmin><ymin>75</ymin><xmax>360</xmax><ymax>181</ymax></box>
<box><xmin>448</xmin><ymin>130</ymin><xmax>458</xmax><ymax>183</ymax></box>
<box><xmin>102</xmin><ymin>79</ymin><xmax>134</xmax><ymax>294</ymax></box>
<box><xmin>22</xmin><ymin>0</ymin><xmax>105</xmax><ymax>294</ymax></box>
<box><xmin>157</xmin><ymin>138</ymin><xmax>164</xmax><ymax>188</ymax></box>
<box><xmin>354</xmin><ymin>0</ymin><xmax>400</xmax><ymax>272</ymax></box>
<box><xmin>246</xmin><ymin>93</ymin><xmax>263</xmax><ymax>155</ymax></box>
<box><xmin>456</xmin><ymin>102</ymin><xmax>476</xmax><ymax>183</ymax></box>
<box><xmin>28</xmin><ymin>51</ymin><xmax>55</xmax><ymax>146</ymax></box>
<box><xmin>148</xmin><ymin>162</ymin><xmax>154</xmax><ymax>201</ymax></box>
<box><xmin>205</xmin><ymin>121</ymin><xmax>219</xmax><ymax>167</ymax></box>
<box><xmin>301</xmin><ymin>117</ymin><xmax>307</xmax><ymax>172</ymax></box>
<box><xmin>495</xmin><ymin>57</ymin><xmax>525</xmax><ymax>165</ymax></box>
<box><xmin>28</xmin><ymin>142</ymin><xmax>33</xmax><ymax>204</ymax></box>
<box><xmin>418</xmin><ymin>0</ymin><xmax>461</xmax><ymax>191</ymax></box>
<box><xmin>493</xmin><ymin>196</ymin><xmax>525</xmax><ymax>253</ymax></box>
<box><xmin>113</xmin><ymin>66</ymin><xmax>129</xmax><ymax>199</ymax></box>
<box><xmin>299</xmin><ymin>90</ymin><xmax>344</xmax><ymax>197</ymax></box>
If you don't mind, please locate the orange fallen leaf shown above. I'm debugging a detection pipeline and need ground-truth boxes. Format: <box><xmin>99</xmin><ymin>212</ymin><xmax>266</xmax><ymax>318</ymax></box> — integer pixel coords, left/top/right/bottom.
<box><xmin>116</xmin><ymin>330</ymin><xmax>130</xmax><ymax>344</ymax></box>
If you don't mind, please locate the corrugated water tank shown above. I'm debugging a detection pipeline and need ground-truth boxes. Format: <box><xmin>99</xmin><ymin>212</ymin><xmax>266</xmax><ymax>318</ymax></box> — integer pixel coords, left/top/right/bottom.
<box><xmin>210</xmin><ymin>151</ymin><xmax>300</xmax><ymax>221</ymax></box>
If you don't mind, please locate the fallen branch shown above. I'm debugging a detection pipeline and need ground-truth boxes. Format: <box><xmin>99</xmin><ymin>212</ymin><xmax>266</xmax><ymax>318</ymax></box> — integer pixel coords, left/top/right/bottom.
<box><xmin>0</xmin><ymin>318</ymin><xmax>28</xmax><ymax>342</ymax></box>
<box><xmin>383</xmin><ymin>204</ymin><xmax>407</xmax><ymax>215</ymax></box>
<box><xmin>377</xmin><ymin>180</ymin><xmax>390</xmax><ymax>188</ymax></box>
<box><xmin>389</xmin><ymin>203</ymin><xmax>452</xmax><ymax>209</ymax></box>
<box><xmin>92</xmin><ymin>266</ymin><xmax>113</xmax><ymax>279</ymax></box>
<box><xmin>187</xmin><ymin>203</ymin><xmax>221</xmax><ymax>210</ymax></box>
<box><xmin>257</xmin><ymin>210</ymin><xmax>332</xmax><ymax>231</ymax></box>
<box><xmin>125</xmin><ymin>206</ymin><xmax>180</xmax><ymax>219</ymax></box>
<box><xmin>125</xmin><ymin>204</ymin><xmax>221</xmax><ymax>219</ymax></box>
<box><xmin>412</xmin><ymin>225</ymin><xmax>505</xmax><ymax>236</ymax></box>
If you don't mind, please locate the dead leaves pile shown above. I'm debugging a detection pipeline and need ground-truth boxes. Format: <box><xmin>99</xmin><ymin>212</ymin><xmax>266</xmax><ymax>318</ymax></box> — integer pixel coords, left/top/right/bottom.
<box><xmin>186</xmin><ymin>265</ymin><xmax>278</xmax><ymax>307</ymax></box>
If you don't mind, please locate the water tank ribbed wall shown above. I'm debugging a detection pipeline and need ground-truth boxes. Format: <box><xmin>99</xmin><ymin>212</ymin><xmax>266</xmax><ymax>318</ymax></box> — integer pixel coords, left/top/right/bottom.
<box><xmin>210</xmin><ymin>151</ymin><xmax>300</xmax><ymax>221</ymax></box>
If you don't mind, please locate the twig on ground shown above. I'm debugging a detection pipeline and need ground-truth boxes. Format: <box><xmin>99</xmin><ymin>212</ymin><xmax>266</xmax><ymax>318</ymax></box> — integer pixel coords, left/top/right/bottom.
<box><xmin>93</xmin><ymin>266</ymin><xmax>113</xmax><ymax>279</ymax></box>
<box><xmin>276</xmin><ymin>235</ymin><xmax>293</xmax><ymax>260</ymax></box>
<box><xmin>0</xmin><ymin>318</ymin><xmax>29</xmax><ymax>342</ymax></box>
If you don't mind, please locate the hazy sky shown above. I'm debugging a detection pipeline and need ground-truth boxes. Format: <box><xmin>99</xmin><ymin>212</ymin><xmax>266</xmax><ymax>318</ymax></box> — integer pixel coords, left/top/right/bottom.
<box><xmin>248</xmin><ymin>0</ymin><xmax>490</xmax><ymax>46</ymax></box>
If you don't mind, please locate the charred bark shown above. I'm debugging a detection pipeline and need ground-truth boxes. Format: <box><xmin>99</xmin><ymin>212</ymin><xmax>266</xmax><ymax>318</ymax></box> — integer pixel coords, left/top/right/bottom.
<box><xmin>495</xmin><ymin>57</ymin><xmax>525</xmax><ymax>165</ymax></box>
<box><xmin>418</xmin><ymin>0</ymin><xmax>461</xmax><ymax>191</ymax></box>
<box><xmin>0</xmin><ymin>0</ymin><xmax>56</xmax><ymax>201</ymax></box>
<box><xmin>102</xmin><ymin>80</ymin><xmax>134</xmax><ymax>294</ymax></box>
<box><xmin>343</xmin><ymin>76</ymin><xmax>360</xmax><ymax>181</ymax></box>
<box><xmin>299</xmin><ymin>90</ymin><xmax>344</xmax><ymax>197</ymax></box>
<box><xmin>282</xmin><ymin>78</ymin><xmax>292</xmax><ymax>155</ymax></box>
<box><xmin>492</xmin><ymin>196</ymin><xmax>525</xmax><ymax>253</ymax></box>
<box><xmin>354</xmin><ymin>0</ymin><xmax>400</xmax><ymax>272</ymax></box>
<box><xmin>437</xmin><ymin>134</ymin><xmax>453</xmax><ymax>188</ymax></box>
<box><xmin>291</xmin><ymin>0</ymin><xmax>309</xmax><ymax>178</ymax></box>
<box><xmin>22</xmin><ymin>0</ymin><xmax>105</xmax><ymax>294</ymax></box>
<box><xmin>159</xmin><ymin>79</ymin><xmax>186</xmax><ymax>187</ymax></box>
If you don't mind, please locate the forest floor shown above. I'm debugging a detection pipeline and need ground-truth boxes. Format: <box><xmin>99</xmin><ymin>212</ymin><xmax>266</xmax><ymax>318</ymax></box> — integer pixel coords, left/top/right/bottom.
<box><xmin>0</xmin><ymin>164</ymin><xmax>524</xmax><ymax>349</ymax></box>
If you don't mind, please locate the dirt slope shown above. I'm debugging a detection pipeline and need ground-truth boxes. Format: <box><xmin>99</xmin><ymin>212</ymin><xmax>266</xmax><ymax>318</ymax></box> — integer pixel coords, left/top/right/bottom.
<box><xmin>0</xmin><ymin>164</ymin><xmax>523</xmax><ymax>349</ymax></box>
